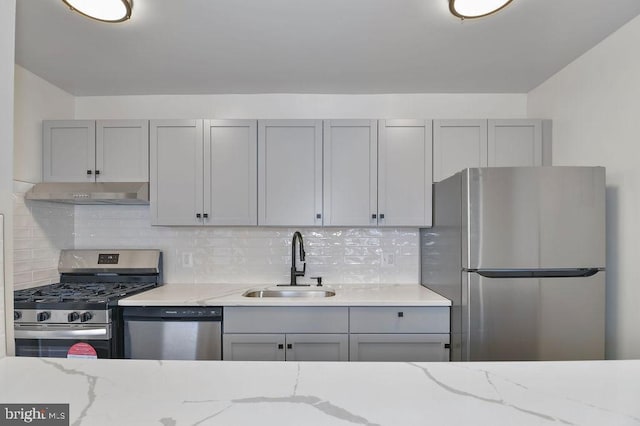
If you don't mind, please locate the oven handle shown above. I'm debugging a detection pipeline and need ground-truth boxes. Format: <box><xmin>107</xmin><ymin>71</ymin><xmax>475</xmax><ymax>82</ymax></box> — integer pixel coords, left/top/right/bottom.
<box><xmin>14</xmin><ymin>325</ymin><xmax>112</xmax><ymax>340</ymax></box>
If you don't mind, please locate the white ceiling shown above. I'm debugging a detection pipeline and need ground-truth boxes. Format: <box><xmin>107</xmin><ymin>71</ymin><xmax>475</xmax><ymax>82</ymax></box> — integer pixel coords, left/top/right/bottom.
<box><xmin>15</xmin><ymin>0</ymin><xmax>640</xmax><ymax>96</ymax></box>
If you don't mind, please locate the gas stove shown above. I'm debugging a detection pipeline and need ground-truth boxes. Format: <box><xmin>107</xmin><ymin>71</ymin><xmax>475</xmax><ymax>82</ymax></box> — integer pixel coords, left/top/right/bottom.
<box><xmin>14</xmin><ymin>249</ymin><xmax>162</xmax><ymax>359</ymax></box>
<box><xmin>14</xmin><ymin>281</ymin><xmax>159</xmax><ymax>310</ymax></box>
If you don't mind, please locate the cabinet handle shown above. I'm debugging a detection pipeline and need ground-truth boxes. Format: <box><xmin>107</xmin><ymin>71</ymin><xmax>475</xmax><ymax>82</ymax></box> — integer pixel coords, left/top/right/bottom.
<box><xmin>196</xmin><ymin>213</ymin><xmax>201</xmax><ymax>219</ymax></box>
<box><xmin>397</xmin><ymin>312</ymin><xmax>404</xmax><ymax>318</ymax></box>
<box><xmin>203</xmin><ymin>213</ymin><xmax>208</xmax><ymax>219</ymax></box>
<box><xmin>371</xmin><ymin>214</ymin><xmax>377</xmax><ymax>219</ymax></box>
<box><xmin>95</xmin><ymin>170</ymin><xmax>100</xmax><ymax>175</ymax></box>
<box><xmin>86</xmin><ymin>170</ymin><xmax>92</xmax><ymax>175</ymax></box>
<box><xmin>380</xmin><ymin>213</ymin><xmax>385</xmax><ymax>220</ymax></box>
<box><xmin>278</xmin><ymin>344</ymin><xmax>284</xmax><ymax>350</ymax></box>
<box><xmin>316</xmin><ymin>213</ymin><xmax>322</xmax><ymax>219</ymax></box>
<box><xmin>444</xmin><ymin>343</ymin><xmax>451</xmax><ymax>349</ymax></box>
<box><xmin>287</xmin><ymin>344</ymin><xmax>293</xmax><ymax>349</ymax></box>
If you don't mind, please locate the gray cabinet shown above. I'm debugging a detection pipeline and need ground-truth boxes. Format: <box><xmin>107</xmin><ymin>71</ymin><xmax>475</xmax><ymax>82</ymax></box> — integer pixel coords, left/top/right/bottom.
<box><xmin>433</xmin><ymin>119</ymin><xmax>487</xmax><ymax>182</ymax></box>
<box><xmin>378</xmin><ymin>120</ymin><xmax>433</xmax><ymax>227</ymax></box>
<box><xmin>488</xmin><ymin>119</ymin><xmax>542</xmax><ymax>167</ymax></box>
<box><xmin>150</xmin><ymin>120</ymin><xmax>203</xmax><ymax>225</ymax></box>
<box><xmin>204</xmin><ymin>120</ymin><xmax>258</xmax><ymax>226</ymax></box>
<box><xmin>43</xmin><ymin>119</ymin><xmax>148</xmax><ymax>182</ymax></box>
<box><xmin>349</xmin><ymin>307</ymin><xmax>450</xmax><ymax>362</ymax></box>
<box><xmin>323</xmin><ymin>120</ymin><xmax>378</xmax><ymax>226</ymax></box>
<box><xmin>223</xmin><ymin>334</ymin><xmax>286</xmax><ymax>361</ymax></box>
<box><xmin>222</xmin><ymin>306</ymin><xmax>449</xmax><ymax>362</ymax></box>
<box><xmin>350</xmin><ymin>334</ymin><xmax>450</xmax><ymax>362</ymax></box>
<box><xmin>223</xmin><ymin>333</ymin><xmax>349</xmax><ymax>361</ymax></box>
<box><xmin>223</xmin><ymin>306</ymin><xmax>349</xmax><ymax>361</ymax></box>
<box><xmin>150</xmin><ymin>119</ymin><xmax>257</xmax><ymax>226</ymax></box>
<box><xmin>258</xmin><ymin>120</ymin><xmax>323</xmax><ymax>226</ymax></box>
<box><xmin>433</xmin><ymin>119</ymin><xmax>547</xmax><ymax>182</ymax></box>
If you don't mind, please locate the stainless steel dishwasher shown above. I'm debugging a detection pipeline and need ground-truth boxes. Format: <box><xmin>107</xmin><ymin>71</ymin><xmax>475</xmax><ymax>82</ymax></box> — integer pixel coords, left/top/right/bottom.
<box><xmin>123</xmin><ymin>307</ymin><xmax>222</xmax><ymax>360</ymax></box>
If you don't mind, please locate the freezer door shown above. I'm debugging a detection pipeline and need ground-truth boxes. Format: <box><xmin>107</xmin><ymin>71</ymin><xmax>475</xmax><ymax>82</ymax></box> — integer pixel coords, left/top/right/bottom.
<box><xmin>463</xmin><ymin>167</ymin><xmax>605</xmax><ymax>269</ymax></box>
<box><xmin>462</xmin><ymin>271</ymin><xmax>605</xmax><ymax>361</ymax></box>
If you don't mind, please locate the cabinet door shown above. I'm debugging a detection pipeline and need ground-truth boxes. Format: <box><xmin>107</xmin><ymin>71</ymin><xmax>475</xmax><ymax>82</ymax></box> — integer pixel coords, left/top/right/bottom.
<box><xmin>150</xmin><ymin>120</ymin><xmax>204</xmax><ymax>226</ymax></box>
<box><xmin>349</xmin><ymin>334</ymin><xmax>450</xmax><ymax>362</ymax></box>
<box><xmin>285</xmin><ymin>334</ymin><xmax>349</xmax><ymax>361</ymax></box>
<box><xmin>323</xmin><ymin>120</ymin><xmax>377</xmax><ymax>226</ymax></box>
<box><xmin>378</xmin><ymin>119</ymin><xmax>433</xmax><ymax>227</ymax></box>
<box><xmin>223</xmin><ymin>334</ymin><xmax>286</xmax><ymax>361</ymax></box>
<box><xmin>258</xmin><ymin>120</ymin><xmax>323</xmax><ymax>226</ymax></box>
<box><xmin>96</xmin><ymin>120</ymin><xmax>149</xmax><ymax>182</ymax></box>
<box><xmin>43</xmin><ymin>120</ymin><xmax>96</xmax><ymax>182</ymax></box>
<box><xmin>433</xmin><ymin>119</ymin><xmax>487</xmax><ymax>182</ymax></box>
<box><xmin>488</xmin><ymin>119</ymin><xmax>542</xmax><ymax>167</ymax></box>
<box><xmin>204</xmin><ymin>120</ymin><xmax>257</xmax><ymax>225</ymax></box>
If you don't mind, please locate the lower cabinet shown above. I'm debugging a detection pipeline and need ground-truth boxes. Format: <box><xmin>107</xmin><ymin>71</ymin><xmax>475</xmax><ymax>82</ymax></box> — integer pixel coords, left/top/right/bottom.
<box><xmin>223</xmin><ymin>333</ymin><xmax>349</xmax><ymax>361</ymax></box>
<box><xmin>350</xmin><ymin>333</ymin><xmax>449</xmax><ymax>362</ymax></box>
<box><xmin>222</xmin><ymin>306</ymin><xmax>450</xmax><ymax>362</ymax></box>
<box><xmin>349</xmin><ymin>307</ymin><xmax>450</xmax><ymax>362</ymax></box>
<box><xmin>223</xmin><ymin>306</ymin><xmax>349</xmax><ymax>362</ymax></box>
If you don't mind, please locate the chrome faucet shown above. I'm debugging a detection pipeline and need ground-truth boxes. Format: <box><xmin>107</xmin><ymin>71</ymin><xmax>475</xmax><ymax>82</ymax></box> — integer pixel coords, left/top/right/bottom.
<box><xmin>289</xmin><ymin>231</ymin><xmax>306</xmax><ymax>286</ymax></box>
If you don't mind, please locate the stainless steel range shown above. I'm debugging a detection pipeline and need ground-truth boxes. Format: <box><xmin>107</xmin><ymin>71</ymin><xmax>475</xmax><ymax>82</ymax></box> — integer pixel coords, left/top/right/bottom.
<box><xmin>14</xmin><ymin>249</ymin><xmax>162</xmax><ymax>359</ymax></box>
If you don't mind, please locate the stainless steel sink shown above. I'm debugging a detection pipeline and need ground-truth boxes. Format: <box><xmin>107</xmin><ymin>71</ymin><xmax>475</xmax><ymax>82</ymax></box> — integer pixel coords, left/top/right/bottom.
<box><xmin>242</xmin><ymin>286</ymin><xmax>336</xmax><ymax>298</ymax></box>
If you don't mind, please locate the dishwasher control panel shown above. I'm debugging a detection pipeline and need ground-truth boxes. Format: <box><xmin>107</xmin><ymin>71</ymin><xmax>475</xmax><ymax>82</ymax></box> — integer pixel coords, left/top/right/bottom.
<box><xmin>160</xmin><ymin>307</ymin><xmax>222</xmax><ymax>318</ymax></box>
<box><xmin>122</xmin><ymin>306</ymin><xmax>223</xmax><ymax>320</ymax></box>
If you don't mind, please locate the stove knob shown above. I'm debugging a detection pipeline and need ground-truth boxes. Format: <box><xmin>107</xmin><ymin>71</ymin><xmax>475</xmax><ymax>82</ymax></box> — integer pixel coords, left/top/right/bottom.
<box><xmin>68</xmin><ymin>312</ymin><xmax>80</xmax><ymax>322</ymax></box>
<box><xmin>14</xmin><ymin>311</ymin><xmax>22</xmax><ymax>321</ymax></box>
<box><xmin>80</xmin><ymin>312</ymin><xmax>93</xmax><ymax>323</ymax></box>
<box><xmin>37</xmin><ymin>311</ymin><xmax>51</xmax><ymax>322</ymax></box>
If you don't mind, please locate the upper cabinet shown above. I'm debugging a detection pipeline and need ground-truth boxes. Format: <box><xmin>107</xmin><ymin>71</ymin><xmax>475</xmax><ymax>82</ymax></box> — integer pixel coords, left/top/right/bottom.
<box><xmin>433</xmin><ymin>119</ymin><xmax>546</xmax><ymax>182</ymax></box>
<box><xmin>47</xmin><ymin>116</ymin><xmax>550</xmax><ymax>228</ymax></box>
<box><xmin>258</xmin><ymin>120</ymin><xmax>323</xmax><ymax>226</ymax></box>
<box><xmin>150</xmin><ymin>120</ymin><xmax>203</xmax><ymax>226</ymax></box>
<box><xmin>378</xmin><ymin>120</ymin><xmax>433</xmax><ymax>227</ymax></box>
<box><xmin>43</xmin><ymin>120</ymin><xmax>149</xmax><ymax>182</ymax></box>
<box><xmin>150</xmin><ymin>119</ymin><xmax>257</xmax><ymax>226</ymax></box>
<box><xmin>205</xmin><ymin>120</ymin><xmax>258</xmax><ymax>226</ymax></box>
<box><xmin>487</xmin><ymin>119</ymin><xmax>542</xmax><ymax>167</ymax></box>
<box><xmin>433</xmin><ymin>119</ymin><xmax>487</xmax><ymax>183</ymax></box>
<box><xmin>323</xmin><ymin>120</ymin><xmax>378</xmax><ymax>227</ymax></box>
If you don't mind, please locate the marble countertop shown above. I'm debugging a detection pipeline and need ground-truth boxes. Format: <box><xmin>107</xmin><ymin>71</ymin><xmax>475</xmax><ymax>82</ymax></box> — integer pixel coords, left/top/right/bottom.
<box><xmin>119</xmin><ymin>283</ymin><xmax>451</xmax><ymax>307</ymax></box>
<box><xmin>1</xmin><ymin>357</ymin><xmax>639</xmax><ymax>425</ymax></box>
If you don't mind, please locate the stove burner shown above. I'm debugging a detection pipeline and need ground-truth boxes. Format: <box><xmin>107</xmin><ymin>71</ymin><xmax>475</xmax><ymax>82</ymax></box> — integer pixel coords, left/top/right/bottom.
<box><xmin>14</xmin><ymin>282</ymin><xmax>158</xmax><ymax>305</ymax></box>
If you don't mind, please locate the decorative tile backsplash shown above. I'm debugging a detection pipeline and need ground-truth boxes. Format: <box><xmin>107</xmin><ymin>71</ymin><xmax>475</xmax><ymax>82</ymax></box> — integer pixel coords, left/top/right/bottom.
<box><xmin>13</xmin><ymin>183</ymin><xmax>74</xmax><ymax>290</ymax></box>
<box><xmin>13</xmin><ymin>183</ymin><xmax>419</xmax><ymax>287</ymax></box>
<box><xmin>74</xmin><ymin>206</ymin><xmax>420</xmax><ymax>285</ymax></box>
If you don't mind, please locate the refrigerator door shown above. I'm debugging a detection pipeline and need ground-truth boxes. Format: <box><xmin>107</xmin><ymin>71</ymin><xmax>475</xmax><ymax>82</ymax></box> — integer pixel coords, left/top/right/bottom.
<box><xmin>463</xmin><ymin>167</ymin><xmax>605</xmax><ymax>270</ymax></box>
<box><xmin>462</xmin><ymin>271</ymin><xmax>605</xmax><ymax>361</ymax></box>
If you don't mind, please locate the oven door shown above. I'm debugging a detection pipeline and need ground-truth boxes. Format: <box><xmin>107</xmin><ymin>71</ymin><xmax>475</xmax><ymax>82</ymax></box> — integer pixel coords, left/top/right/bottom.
<box><xmin>14</xmin><ymin>324</ymin><xmax>113</xmax><ymax>359</ymax></box>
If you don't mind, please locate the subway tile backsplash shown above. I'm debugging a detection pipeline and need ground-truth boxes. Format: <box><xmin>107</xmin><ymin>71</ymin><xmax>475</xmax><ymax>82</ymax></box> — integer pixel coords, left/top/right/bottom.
<box><xmin>13</xmin><ymin>183</ymin><xmax>419</xmax><ymax>287</ymax></box>
<box><xmin>74</xmin><ymin>206</ymin><xmax>419</xmax><ymax>285</ymax></box>
<box><xmin>13</xmin><ymin>182</ymin><xmax>75</xmax><ymax>290</ymax></box>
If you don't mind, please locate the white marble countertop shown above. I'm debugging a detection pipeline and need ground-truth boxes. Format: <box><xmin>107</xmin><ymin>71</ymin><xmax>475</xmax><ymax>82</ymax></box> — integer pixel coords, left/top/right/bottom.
<box><xmin>119</xmin><ymin>283</ymin><xmax>451</xmax><ymax>307</ymax></box>
<box><xmin>1</xmin><ymin>357</ymin><xmax>639</xmax><ymax>425</ymax></box>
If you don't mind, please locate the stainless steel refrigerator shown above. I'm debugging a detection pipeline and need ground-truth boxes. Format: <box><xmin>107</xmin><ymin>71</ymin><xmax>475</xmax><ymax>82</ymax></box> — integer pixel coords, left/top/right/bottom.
<box><xmin>421</xmin><ymin>167</ymin><xmax>605</xmax><ymax>361</ymax></box>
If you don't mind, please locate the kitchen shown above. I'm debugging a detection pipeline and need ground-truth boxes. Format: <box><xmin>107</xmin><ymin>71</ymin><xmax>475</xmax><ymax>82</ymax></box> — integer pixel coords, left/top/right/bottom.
<box><xmin>2</xmin><ymin>0</ymin><xmax>640</xmax><ymax>425</ymax></box>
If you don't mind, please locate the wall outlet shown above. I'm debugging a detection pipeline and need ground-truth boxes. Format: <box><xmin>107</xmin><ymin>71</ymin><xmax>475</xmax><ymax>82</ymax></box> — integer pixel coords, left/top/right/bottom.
<box><xmin>182</xmin><ymin>252</ymin><xmax>193</xmax><ymax>268</ymax></box>
<box><xmin>381</xmin><ymin>253</ymin><xmax>395</xmax><ymax>267</ymax></box>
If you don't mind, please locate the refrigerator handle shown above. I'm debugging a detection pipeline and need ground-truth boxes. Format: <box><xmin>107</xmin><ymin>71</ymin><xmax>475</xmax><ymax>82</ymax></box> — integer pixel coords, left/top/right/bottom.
<box><xmin>476</xmin><ymin>269</ymin><xmax>600</xmax><ymax>279</ymax></box>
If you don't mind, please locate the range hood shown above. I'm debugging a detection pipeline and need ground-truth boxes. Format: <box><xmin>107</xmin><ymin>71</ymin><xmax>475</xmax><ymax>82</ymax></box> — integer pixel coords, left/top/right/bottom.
<box><xmin>25</xmin><ymin>182</ymin><xmax>149</xmax><ymax>205</ymax></box>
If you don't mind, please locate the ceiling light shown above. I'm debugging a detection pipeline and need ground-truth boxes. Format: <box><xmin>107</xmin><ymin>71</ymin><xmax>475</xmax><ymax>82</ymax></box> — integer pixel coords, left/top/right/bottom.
<box><xmin>449</xmin><ymin>0</ymin><xmax>513</xmax><ymax>20</ymax></box>
<box><xmin>62</xmin><ymin>0</ymin><xmax>132</xmax><ymax>23</ymax></box>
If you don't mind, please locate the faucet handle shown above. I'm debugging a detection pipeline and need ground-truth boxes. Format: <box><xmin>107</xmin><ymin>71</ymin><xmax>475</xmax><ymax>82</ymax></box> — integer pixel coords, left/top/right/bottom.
<box><xmin>310</xmin><ymin>276</ymin><xmax>323</xmax><ymax>286</ymax></box>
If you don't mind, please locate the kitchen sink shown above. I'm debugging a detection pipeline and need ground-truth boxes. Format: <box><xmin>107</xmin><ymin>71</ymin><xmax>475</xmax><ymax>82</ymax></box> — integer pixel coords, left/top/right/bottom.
<box><xmin>242</xmin><ymin>286</ymin><xmax>336</xmax><ymax>298</ymax></box>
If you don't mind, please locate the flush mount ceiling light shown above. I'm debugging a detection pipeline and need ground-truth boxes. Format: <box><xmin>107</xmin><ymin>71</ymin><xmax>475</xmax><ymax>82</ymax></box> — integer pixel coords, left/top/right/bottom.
<box><xmin>62</xmin><ymin>0</ymin><xmax>132</xmax><ymax>23</ymax></box>
<box><xmin>449</xmin><ymin>0</ymin><xmax>514</xmax><ymax>20</ymax></box>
